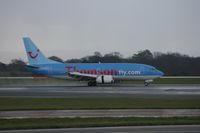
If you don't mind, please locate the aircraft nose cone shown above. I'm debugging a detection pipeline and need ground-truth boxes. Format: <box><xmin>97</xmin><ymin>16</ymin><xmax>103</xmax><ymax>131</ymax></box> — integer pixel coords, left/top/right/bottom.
<box><xmin>158</xmin><ymin>70</ymin><xmax>164</xmax><ymax>76</ymax></box>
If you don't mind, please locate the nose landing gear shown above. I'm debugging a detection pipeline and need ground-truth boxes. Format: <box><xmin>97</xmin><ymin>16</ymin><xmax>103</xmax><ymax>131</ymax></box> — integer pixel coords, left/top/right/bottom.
<box><xmin>144</xmin><ymin>79</ymin><xmax>153</xmax><ymax>86</ymax></box>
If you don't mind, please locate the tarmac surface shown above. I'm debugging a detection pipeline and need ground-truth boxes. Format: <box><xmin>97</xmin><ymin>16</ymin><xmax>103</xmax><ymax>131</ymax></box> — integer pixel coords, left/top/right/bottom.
<box><xmin>0</xmin><ymin>109</ymin><xmax>200</xmax><ymax>118</ymax></box>
<box><xmin>1</xmin><ymin>125</ymin><xmax>200</xmax><ymax>133</ymax></box>
<box><xmin>1</xmin><ymin>85</ymin><xmax>200</xmax><ymax>132</ymax></box>
<box><xmin>0</xmin><ymin>84</ymin><xmax>200</xmax><ymax>99</ymax></box>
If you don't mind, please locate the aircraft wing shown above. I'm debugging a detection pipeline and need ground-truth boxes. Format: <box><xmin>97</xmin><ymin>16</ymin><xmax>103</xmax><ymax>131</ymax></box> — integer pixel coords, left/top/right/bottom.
<box><xmin>69</xmin><ymin>72</ymin><xmax>97</xmax><ymax>80</ymax></box>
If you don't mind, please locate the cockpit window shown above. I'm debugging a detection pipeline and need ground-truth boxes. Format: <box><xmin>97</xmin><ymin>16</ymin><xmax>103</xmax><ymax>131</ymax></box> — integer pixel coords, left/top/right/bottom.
<box><xmin>150</xmin><ymin>67</ymin><xmax>156</xmax><ymax>71</ymax></box>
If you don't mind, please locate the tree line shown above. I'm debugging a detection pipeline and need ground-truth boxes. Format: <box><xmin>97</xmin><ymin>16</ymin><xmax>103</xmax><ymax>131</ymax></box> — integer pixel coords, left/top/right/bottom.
<box><xmin>0</xmin><ymin>50</ymin><xmax>200</xmax><ymax>76</ymax></box>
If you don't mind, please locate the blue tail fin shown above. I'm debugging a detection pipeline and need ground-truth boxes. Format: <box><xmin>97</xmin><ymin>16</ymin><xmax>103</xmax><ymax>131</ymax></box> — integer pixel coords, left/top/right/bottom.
<box><xmin>23</xmin><ymin>37</ymin><xmax>61</xmax><ymax>65</ymax></box>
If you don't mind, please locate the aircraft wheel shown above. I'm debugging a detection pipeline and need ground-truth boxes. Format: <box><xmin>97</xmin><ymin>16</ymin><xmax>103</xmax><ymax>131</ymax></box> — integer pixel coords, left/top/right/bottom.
<box><xmin>92</xmin><ymin>81</ymin><xmax>97</xmax><ymax>86</ymax></box>
<box><xmin>88</xmin><ymin>81</ymin><xmax>97</xmax><ymax>86</ymax></box>
<box><xmin>144</xmin><ymin>82</ymin><xmax>150</xmax><ymax>86</ymax></box>
<box><xmin>88</xmin><ymin>82</ymin><xmax>92</xmax><ymax>86</ymax></box>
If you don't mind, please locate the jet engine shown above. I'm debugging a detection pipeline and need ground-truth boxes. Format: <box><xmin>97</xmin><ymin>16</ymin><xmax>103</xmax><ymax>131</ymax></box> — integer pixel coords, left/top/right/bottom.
<box><xmin>96</xmin><ymin>75</ymin><xmax>114</xmax><ymax>84</ymax></box>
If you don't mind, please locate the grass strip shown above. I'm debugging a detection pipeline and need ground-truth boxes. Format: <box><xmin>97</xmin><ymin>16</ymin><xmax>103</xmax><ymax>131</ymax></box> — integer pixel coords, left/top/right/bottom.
<box><xmin>0</xmin><ymin>98</ymin><xmax>200</xmax><ymax>110</ymax></box>
<box><xmin>154</xmin><ymin>78</ymin><xmax>200</xmax><ymax>84</ymax></box>
<box><xmin>0</xmin><ymin>117</ymin><xmax>200</xmax><ymax>130</ymax></box>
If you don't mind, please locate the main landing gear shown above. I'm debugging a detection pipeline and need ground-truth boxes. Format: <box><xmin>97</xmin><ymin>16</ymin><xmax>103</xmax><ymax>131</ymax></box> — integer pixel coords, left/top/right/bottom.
<box><xmin>88</xmin><ymin>81</ymin><xmax>97</xmax><ymax>86</ymax></box>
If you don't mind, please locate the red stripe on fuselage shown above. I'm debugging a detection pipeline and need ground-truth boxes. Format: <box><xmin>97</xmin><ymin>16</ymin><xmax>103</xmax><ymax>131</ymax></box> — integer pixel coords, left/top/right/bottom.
<box><xmin>65</xmin><ymin>66</ymin><xmax>118</xmax><ymax>75</ymax></box>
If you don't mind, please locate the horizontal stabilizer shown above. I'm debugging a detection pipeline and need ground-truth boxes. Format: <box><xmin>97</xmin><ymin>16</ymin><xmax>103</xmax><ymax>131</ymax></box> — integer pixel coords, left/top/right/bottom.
<box><xmin>26</xmin><ymin>65</ymin><xmax>39</xmax><ymax>69</ymax></box>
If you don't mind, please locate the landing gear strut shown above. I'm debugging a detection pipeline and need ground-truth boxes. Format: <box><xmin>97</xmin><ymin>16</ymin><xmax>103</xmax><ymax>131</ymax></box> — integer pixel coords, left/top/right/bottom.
<box><xmin>88</xmin><ymin>81</ymin><xmax>97</xmax><ymax>86</ymax></box>
<box><xmin>144</xmin><ymin>79</ymin><xmax>153</xmax><ymax>86</ymax></box>
<box><xmin>144</xmin><ymin>82</ymin><xmax>150</xmax><ymax>86</ymax></box>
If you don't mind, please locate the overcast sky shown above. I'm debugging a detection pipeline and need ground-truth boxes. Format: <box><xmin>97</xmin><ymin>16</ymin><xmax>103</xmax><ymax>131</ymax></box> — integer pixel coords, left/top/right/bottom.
<box><xmin>0</xmin><ymin>0</ymin><xmax>200</xmax><ymax>63</ymax></box>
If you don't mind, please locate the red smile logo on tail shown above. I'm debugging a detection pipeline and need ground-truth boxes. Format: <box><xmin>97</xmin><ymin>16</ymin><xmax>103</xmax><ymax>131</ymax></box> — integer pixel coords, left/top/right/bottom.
<box><xmin>27</xmin><ymin>49</ymin><xmax>40</xmax><ymax>59</ymax></box>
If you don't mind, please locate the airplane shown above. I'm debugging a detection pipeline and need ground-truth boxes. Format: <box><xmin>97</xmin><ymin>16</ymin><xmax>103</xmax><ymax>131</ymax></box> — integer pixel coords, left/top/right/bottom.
<box><xmin>23</xmin><ymin>37</ymin><xmax>164</xmax><ymax>86</ymax></box>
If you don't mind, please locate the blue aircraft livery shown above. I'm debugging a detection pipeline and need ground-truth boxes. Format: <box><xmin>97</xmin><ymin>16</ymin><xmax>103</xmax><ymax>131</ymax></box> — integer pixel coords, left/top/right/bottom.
<box><xmin>23</xmin><ymin>37</ymin><xmax>164</xmax><ymax>86</ymax></box>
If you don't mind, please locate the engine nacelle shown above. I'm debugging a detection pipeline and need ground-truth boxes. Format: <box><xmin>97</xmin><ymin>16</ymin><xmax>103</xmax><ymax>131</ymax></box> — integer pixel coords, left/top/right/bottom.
<box><xmin>96</xmin><ymin>75</ymin><xmax>114</xmax><ymax>84</ymax></box>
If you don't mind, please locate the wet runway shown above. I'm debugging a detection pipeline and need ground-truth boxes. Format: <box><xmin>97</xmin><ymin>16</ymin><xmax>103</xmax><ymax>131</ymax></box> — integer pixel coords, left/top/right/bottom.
<box><xmin>1</xmin><ymin>125</ymin><xmax>200</xmax><ymax>133</ymax></box>
<box><xmin>1</xmin><ymin>109</ymin><xmax>200</xmax><ymax>119</ymax></box>
<box><xmin>0</xmin><ymin>84</ymin><xmax>200</xmax><ymax>99</ymax></box>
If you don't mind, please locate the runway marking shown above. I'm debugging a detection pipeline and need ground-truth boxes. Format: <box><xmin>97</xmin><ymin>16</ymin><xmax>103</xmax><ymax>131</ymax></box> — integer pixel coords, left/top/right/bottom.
<box><xmin>0</xmin><ymin>87</ymin><xmax>26</xmax><ymax>90</ymax></box>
